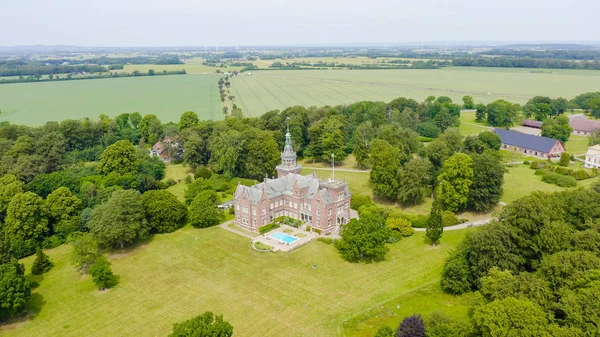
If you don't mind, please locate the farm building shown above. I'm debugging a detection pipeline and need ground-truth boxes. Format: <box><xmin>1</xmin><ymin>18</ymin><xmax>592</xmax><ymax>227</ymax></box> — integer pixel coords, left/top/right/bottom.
<box><xmin>520</xmin><ymin>119</ymin><xmax>543</xmax><ymax>129</ymax></box>
<box><xmin>233</xmin><ymin>128</ymin><xmax>351</xmax><ymax>235</ymax></box>
<box><xmin>584</xmin><ymin>145</ymin><xmax>600</xmax><ymax>169</ymax></box>
<box><xmin>568</xmin><ymin>115</ymin><xmax>600</xmax><ymax>136</ymax></box>
<box><xmin>494</xmin><ymin>128</ymin><xmax>565</xmax><ymax>158</ymax></box>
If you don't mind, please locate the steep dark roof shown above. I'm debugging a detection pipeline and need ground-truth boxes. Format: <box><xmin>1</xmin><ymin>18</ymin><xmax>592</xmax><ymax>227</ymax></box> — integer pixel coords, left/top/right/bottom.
<box><xmin>493</xmin><ymin>128</ymin><xmax>559</xmax><ymax>153</ymax></box>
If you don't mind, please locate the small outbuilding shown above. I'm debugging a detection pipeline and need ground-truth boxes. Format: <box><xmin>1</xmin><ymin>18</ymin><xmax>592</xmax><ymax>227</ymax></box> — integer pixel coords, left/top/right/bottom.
<box><xmin>568</xmin><ymin>115</ymin><xmax>600</xmax><ymax>136</ymax></box>
<box><xmin>494</xmin><ymin>128</ymin><xmax>565</xmax><ymax>158</ymax></box>
<box><xmin>584</xmin><ymin>145</ymin><xmax>600</xmax><ymax>169</ymax></box>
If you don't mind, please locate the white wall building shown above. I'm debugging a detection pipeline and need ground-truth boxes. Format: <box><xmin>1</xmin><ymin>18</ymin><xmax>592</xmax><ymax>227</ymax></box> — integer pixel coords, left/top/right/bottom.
<box><xmin>584</xmin><ymin>145</ymin><xmax>600</xmax><ymax>169</ymax></box>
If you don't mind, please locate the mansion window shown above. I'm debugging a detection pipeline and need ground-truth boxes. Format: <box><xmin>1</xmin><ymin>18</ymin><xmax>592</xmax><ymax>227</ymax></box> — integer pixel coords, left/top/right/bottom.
<box><xmin>270</xmin><ymin>203</ymin><xmax>273</xmax><ymax>210</ymax></box>
<box><xmin>284</xmin><ymin>200</ymin><xmax>288</xmax><ymax>206</ymax></box>
<box><xmin>242</xmin><ymin>206</ymin><xmax>248</xmax><ymax>214</ymax></box>
<box><xmin>338</xmin><ymin>194</ymin><xmax>343</xmax><ymax>201</ymax></box>
<box><xmin>328</xmin><ymin>219</ymin><xmax>332</xmax><ymax>226</ymax></box>
<box><xmin>328</xmin><ymin>208</ymin><xmax>332</xmax><ymax>215</ymax></box>
<box><xmin>252</xmin><ymin>208</ymin><xmax>256</xmax><ymax>216</ymax></box>
<box><xmin>294</xmin><ymin>202</ymin><xmax>298</xmax><ymax>209</ymax></box>
<box><xmin>235</xmin><ymin>204</ymin><xmax>240</xmax><ymax>211</ymax></box>
<box><xmin>262</xmin><ymin>207</ymin><xmax>266</xmax><ymax>215</ymax></box>
<box><xmin>237</xmin><ymin>215</ymin><xmax>240</xmax><ymax>220</ymax></box>
<box><xmin>317</xmin><ymin>200</ymin><xmax>321</xmax><ymax>205</ymax></box>
<box><xmin>316</xmin><ymin>209</ymin><xmax>320</xmax><ymax>216</ymax></box>
<box><xmin>263</xmin><ymin>219</ymin><xmax>267</xmax><ymax>225</ymax></box>
<box><xmin>253</xmin><ymin>220</ymin><xmax>256</xmax><ymax>227</ymax></box>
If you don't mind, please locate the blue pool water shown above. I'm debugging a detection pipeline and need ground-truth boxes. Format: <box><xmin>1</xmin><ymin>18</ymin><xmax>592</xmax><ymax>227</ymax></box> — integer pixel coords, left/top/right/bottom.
<box><xmin>270</xmin><ymin>232</ymin><xmax>299</xmax><ymax>244</ymax></box>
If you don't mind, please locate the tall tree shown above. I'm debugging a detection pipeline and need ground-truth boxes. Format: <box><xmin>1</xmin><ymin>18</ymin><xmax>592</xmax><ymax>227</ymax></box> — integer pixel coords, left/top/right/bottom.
<box><xmin>426</xmin><ymin>200</ymin><xmax>443</xmax><ymax>246</ymax></box>
<box><xmin>369</xmin><ymin>140</ymin><xmax>401</xmax><ymax>200</ymax></box>
<box><xmin>397</xmin><ymin>157</ymin><xmax>431</xmax><ymax>205</ymax></box>
<box><xmin>88</xmin><ymin>190</ymin><xmax>149</xmax><ymax>248</ymax></box>
<box><xmin>334</xmin><ymin>210</ymin><xmax>389</xmax><ymax>262</ymax></box>
<box><xmin>179</xmin><ymin>111</ymin><xmax>199</xmax><ymax>131</ymax></box>
<box><xmin>141</xmin><ymin>190</ymin><xmax>187</xmax><ymax>233</ymax></box>
<box><xmin>437</xmin><ymin>153</ymin><xmax>474</xmax><ymax>212</ymax></box>
<box><xmin>475</xmin><ymin>103</ymin><xmax>487</xmax><ymax>122</ymax></box>
<box><xmin>0</xmin><ymin>261</ymin><xmax>31</xmax><ymax>317</ymax></box>
<box><xmin>242</xmin><ymin>129</ymin><xmax>280</xmax><ymax>180</ymax></box>
<box><xmin>5</xmin><ymin>192</ymin><xmax>48</xmax><ymax>257</ymax></box>
<box><xmin>89</xmin><ymin>256</ymin><xmax>119</xmax><ymax>290</ymax></box>
<box><xmin>468</xmin><ymin>153</ymin><xmax>504</xmax><ymax>211</ymax></box>
<box><xmin>169</xmin><ymin>312</ymin><xmax>233</xmax><ymax>337</ymax></box>
<box><xmin>486</xmin><ymin>100</ymin><xmax>521</xmax><ymax>128</ymax></box>
<box><xmin>541</xmin><ymin>115</ymin><xmax>572</xmax><ymax>143</ymax></box>
<box><xmin>0</xmin><ymin>174</ymin><xmax>23</xmax><ymax>220</ymax></box>
<box><xmin>462</xmin><ymin>96</ymin><xmax>475</xmax><ymax>109</ymax></box>
<box><xmin>473</xmin><ymin>297</ymin><xmax>554</xmax><ymax>337</ymax></box>
<box><xmin>45</xmin><ymin>187</ymin><xmax>83</xmax><ymax>238</ymax></box>
<box><xmin>209</xmin><ymin>130</ymin><xmax>244</xmax><ymax>179</ymax></box>
<box><xmin>98</xmin><ymin>140</ymin><xmax>138</xmax><ymax>176</ymax></box>
<box><xmin>189</xmin><ymin>190</ymin><xmax>223</xmax><ymax>228</ymax></box>
<box><xmin>31</xmin><ymin>249</ymin><xmax>53</xmax><ymax>275</ymax></box>
<box><xmin>353</xmin><ymin>122</ymin><xmax>375</xmax><ymax>168</ymax></box>
<box><xmin>70</xmin><ymin>232</ymin><xmax>100</xmax><ymax>273</ymax></box>
<box><xmin>139</xmin><ymin>114</ymin><xmax>164</xmax><ymax>145</ymax></box>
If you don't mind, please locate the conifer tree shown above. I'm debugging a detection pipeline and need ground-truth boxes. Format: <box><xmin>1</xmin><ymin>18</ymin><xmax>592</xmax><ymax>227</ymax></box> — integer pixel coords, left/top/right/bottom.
<box><xmin>426</xmin><ymin>200</ymin><xmax>443</xmax><ymax>246</ymax></box>
<box><xmin>31</xmin><ymin>249</ymin><xmax>53</xmax><ymax>275</ymax></box>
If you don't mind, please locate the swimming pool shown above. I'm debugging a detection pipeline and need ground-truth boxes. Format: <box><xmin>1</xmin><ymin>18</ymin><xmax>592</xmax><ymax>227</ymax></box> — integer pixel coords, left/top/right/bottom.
<box><xmin>270</xmin><ymin>232</ymin><xmax>299</xmax><ymax>244</ymax></box>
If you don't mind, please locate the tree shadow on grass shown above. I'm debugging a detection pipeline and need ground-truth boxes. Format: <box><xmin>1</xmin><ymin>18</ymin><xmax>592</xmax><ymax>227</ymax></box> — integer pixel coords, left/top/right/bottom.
<box><xmin>107</xmin><ymin>234</ymin><xmax>156</xmax><ymax>259</ymax></box>
<box><xmin>0</xmin><ymin>293</ymin><xmax>46</xmax><ymax>331</ymax></box>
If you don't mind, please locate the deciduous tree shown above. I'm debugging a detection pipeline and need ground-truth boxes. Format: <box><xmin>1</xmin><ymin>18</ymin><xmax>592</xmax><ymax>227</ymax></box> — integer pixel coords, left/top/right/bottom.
<box><xmin>335</xmin><ymin>210</ymin><xmax>389</xmax><ymax>262</ymax></box>
<box><xmin>468</xmin><ymin>153</ymin><xmax>504</xmax><ymax>211</ymax></box>
<box><xmin>45</xmin><ymin>187</ymin><xmax>83</xmax><ymax>238</ymax></box>
<box><xmin>89</xmin><ymin>256</ymin><xmax>119</xmax><ymax>290</ymax></box>
<box><xmin>98</xmin><ymin>140</ymin><xmax>138</xmax><ymax>176</ymax></box>
<box><xmin>542</xmin><ymin>115</ymin><xmax>572</xmax><ymax>143</ymax></box>
<box><xmin>179</xmin><ymin>111</ymin><xmax>199</xmax><ymax>131</ymax></box>
<box><xmin>369</xmin><ymin>140</ymin><xmax>401</xmax><ymax>200</ymax></box>
<box><xmin>169</xmin><ymin>311</ymin><xmax>233</xmax><ymax>337</ymax></box>
<box><xmin>70</xmin><ymin>232</ymin><xmax>100</xmax><ymax>273</ymax></box>
<box><xmin>88</xmin><ymin>190</ymin><xmax>149</xmax><ymax>248</ymax></box>
<box><xmin>0</xmin><ymin>174</ymin><xmax>23</xmax><ymax>220</ymax></box>
<box><xmin>141</xmin><ymin>190</ymin><xmax>187</xmax><ymax>233</ymax></box>
<box><xmin>189</xmin><ymin>190</ymin><xmax>223</xmax><ymax>228</ymax></box>
<box><xmin>396</xmin><ymin>314</ymin><xmax>426</xmax><ymax>337</ymax></box>
<box><xmin>397</xmin><ymin>157</ymin><xmax>431</xmax><ymax>205</ymax></box>
<box><xmin>437</xmin><ymin>153</ymin><xmax>473</xmax><ymax>212</ymax></box>
<box><xmin>5</xmin><ymin>192</ymin><xmax>49</xmax><ymax>257</ymax></box>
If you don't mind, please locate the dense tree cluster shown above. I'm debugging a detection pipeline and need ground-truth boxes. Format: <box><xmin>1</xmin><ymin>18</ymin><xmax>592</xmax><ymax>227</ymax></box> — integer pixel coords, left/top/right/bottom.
<box><xmin>438</xmin><ymin>187</ymin><xmax>600</xmax><ymax>335</ymax></box>
<box><xmin>169</xmin><ymin>311</ymin><xmax>233</xmax><ymax>337</ymax></box>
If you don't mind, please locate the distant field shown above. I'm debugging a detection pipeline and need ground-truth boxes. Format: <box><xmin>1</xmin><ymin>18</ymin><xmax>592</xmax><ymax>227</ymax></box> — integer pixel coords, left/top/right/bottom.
<box><xmin>121</xmin><ymin>59</ymin><xmax>243</xmax><ymax>74</ymax></box>
<box><xmin>0</xmin><ymin>75</ymin><xmax>222</xmax><ymax>126</ymax></box>
<box><xmin>230</xmin><ymin>67</ymin><xmax>600</xmax><ymax>117</ymax></box>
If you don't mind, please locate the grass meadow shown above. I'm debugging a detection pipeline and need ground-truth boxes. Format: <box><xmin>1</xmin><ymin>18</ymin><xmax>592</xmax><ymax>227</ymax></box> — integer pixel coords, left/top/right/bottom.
<box><xmin>7</xmin><ymin>227</ymin><xmax>469</xmax><ymax>337</ymax></box>
<box><xmin>229</xmin><ymin>67</ymin><xmax>600</xmax><ymax>117</ymax></box>
<box><xmin>0</xmin><ymin>75</ymin><xmax>222</xmax><ymax>126</ymax></box>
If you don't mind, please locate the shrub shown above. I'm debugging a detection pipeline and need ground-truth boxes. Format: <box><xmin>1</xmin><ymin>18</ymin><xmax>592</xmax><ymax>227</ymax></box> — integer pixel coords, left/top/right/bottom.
<box><xmin>184</xmin><ymin>175</ymin><xmax>193</xmax><ymax>184</ymax></box>
<box><xmin>554</xmin><ymin>166</ymin><xmax>573</xmax><ymax>176</ymax></box>
<box><xmin>317</xmin><ymin>237</ymin><xmax>334</xmax><ymax>244</ymax></box>
<box><xmin>442</xmin><ymin>211</ymin><xmax>460</xmax><ymax>227</ymax></box>
<box><xmin>523</xmin><ymin>161</ymin><xmax>530</xmax><ymax>165</ymax></box>
<box><xmin>314</xmin><ymin>228</ymin><xmax>322</xmax><ymax>235</ymax></box>
<box><xmin>530</xmin><ymin>161</ymin><xmax>541</xmax><ymax>169</ymax></box>
<box><xmin>387</xmin><ymin>217</ymin><xmax>415</xmax><ymax>237</ymax></box>
<box><xmin>374</xmin><ymin>326</ymin><xmax>394</xmax><ymax>337</ymax></box>
<box><xmin>305</xmin><ymin>226</ymin><xmax>312</xmax><ymax>232</ymax></box>
<box><xmin>573</xmin><ymin>170</ymin><xmax>590</xmax><ymax>180</ymax></box>
<box><xmin>396</xmin><ymin>314</ymin><xmax>426</xmax><ymax>337</ymax></box>
<box><xmin>194</xmin><ymin>166</ymin><xmax>212</xmax><ymax>180</ymax></box>
<box><xmin>541</xmin><ymin>171</ymin><xmax>561</xmax><ymax>184</ymax></box>
<box><xmin>350</xmin><ymin>194</ymin><xmax>373</xmax><ymax>210</ymax></box>
<box><xmin>406</xmin><ymin>214</ymin><xmax>429</xmax><ymax>228</ymax></box>
<box><xmin>558</xmin><ymin>152</ymin><xmax>570</xmax><ymax>167</ymax></box>
<box><xmin>31</xmin><ymin>249</ymin><xmax>53</xmax><ymax>275</ymax></box>
<box><xmin>258</xmin><ymin>223</ymin><xmax>280</xmax><ymax>234</ymax></box>
<box><xmin>89</xmin><ymin>256</ymin><xmax>119</xmax><ymax>290</ymax></box>
<box><xmin>556</xmin><ymin>175</ymin><xmax>577</xmax><ymax>187</ymax></box>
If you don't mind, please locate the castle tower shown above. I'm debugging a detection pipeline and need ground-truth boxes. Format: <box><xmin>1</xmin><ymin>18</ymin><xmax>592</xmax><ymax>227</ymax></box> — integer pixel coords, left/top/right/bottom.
<box><xmin>276</xmin><ymin>127</ymin><xmax>302</xmax><ymax>177</ymax></box>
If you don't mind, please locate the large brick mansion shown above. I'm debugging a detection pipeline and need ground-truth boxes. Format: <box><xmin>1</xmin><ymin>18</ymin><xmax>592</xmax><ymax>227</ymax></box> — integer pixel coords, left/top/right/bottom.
<box><xmin>233</xmin><ymin>129</ymin><xmax>351</xmax><ymax>234</ymax></box>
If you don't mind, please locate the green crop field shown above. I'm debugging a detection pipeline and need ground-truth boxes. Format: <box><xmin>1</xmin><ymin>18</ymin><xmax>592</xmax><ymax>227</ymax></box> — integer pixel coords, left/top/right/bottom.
<box><xmin>230</xmin><ymin>67</ymin><xmax>600</xmax><ymax>117</ymax></box>
<box><xmin>0</xmin><ymin>75</ymin><xmax>222</xmax><ymax>126</ymax></box>
<box><xmin>7</xmin><ymin>226</ymin><xmax>469</xmax><ymax>337</ymax></box>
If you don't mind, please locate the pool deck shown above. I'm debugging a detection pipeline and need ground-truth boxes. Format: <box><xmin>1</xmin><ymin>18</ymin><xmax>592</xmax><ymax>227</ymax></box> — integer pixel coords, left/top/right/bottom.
<box><xmin>253</xmin><ymin>225</ymin><xmax>319</xmax><ymax>252</ymax></box>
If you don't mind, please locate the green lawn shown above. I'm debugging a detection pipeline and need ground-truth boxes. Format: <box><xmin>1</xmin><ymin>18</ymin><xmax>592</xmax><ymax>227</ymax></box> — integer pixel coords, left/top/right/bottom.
<box><xmin>344</xmin><ymin>284</ymin><xmax>477</xmax><ymax>336</ymax></box>
<box><xmin>564</xmin><ymin>135</ymin><xmax>590</xmax><ymax>155</ymax></box>
<box><xmin>8</xmin><ymin>226</ymin><xmax>469</xmax><ymax>337</ymax></box>
<box><xmin>501</xmin><ymin>164</ymin><xmax>600</xmax><ymax>203</ymax></box>
<box><xmin>0</xmin><ymin>75</ymin><xmax>223</xmax><ymax>126</ymax></box>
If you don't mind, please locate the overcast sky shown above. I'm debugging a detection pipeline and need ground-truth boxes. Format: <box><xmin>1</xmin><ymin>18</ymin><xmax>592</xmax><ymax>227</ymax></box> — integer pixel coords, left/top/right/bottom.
<box><xmin>1</xmin><ymin>0</ymin><xmax>599</xmax><ymax>46</ymax></box>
